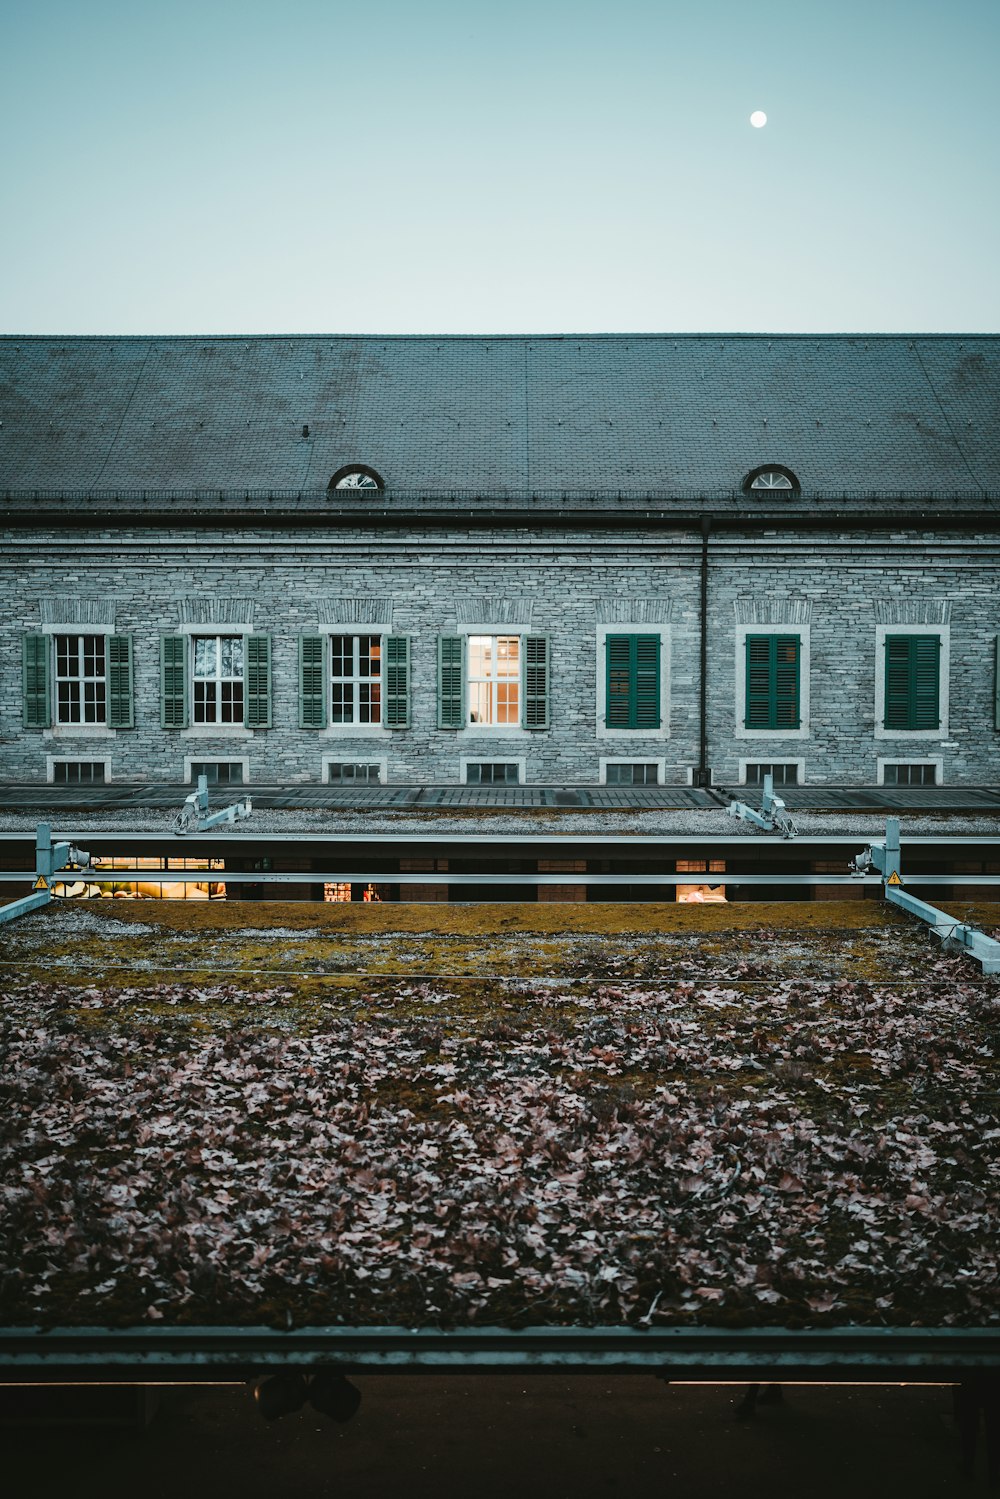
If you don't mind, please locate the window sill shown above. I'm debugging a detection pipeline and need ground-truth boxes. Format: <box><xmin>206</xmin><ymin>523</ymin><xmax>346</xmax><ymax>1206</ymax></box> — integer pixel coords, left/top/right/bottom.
<box><xmin>180</xmin><ymin>725</ymin><xmax>254</xmax><ymax>739</ymax></box>
<box><xmin>597</xmin><ymin>727</ymin><xmax>670</xmax><ymax>741</ymax></box>
<box><xmin>735</xmin><ymin>727</ymin><xmax>809</xmax><ymax>741</ymax></box>
<box><xmin>456</xmin><ymin>726</ymin><xmax>533</xmax><ymax>737</ymax></box>
<box><xmin>43</xmin><ymin>725</ymin><xmax>117</xmax><ymax>739</ymax></box>
<box><xmin>875</xmin><ymin>726</ymin><xmax>947</xmax><ymax>740</ymax></box>
<box><xmin>320</xmin><ymin>725</ymin><xmax>390</xmax><ymax>737</ymax></box>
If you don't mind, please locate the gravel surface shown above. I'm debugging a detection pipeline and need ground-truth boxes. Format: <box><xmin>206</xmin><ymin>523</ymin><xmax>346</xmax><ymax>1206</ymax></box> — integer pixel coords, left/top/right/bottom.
<box><xmin>2</xmin><ymin>808</ymin><xmax>1000</xmax><ymax>837</ymax></box>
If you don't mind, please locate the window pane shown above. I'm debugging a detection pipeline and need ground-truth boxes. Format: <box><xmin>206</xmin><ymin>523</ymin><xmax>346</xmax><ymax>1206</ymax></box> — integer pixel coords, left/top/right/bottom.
<box><xmin>468</xmin><ymin>637</ymin><xmax>489</xmax><ymax>676</ymax></box>
<box><xmin>497</xmin><ymin>637</ymin><xmax>519</xmax><ymax>674</ymax></box>
<box><xmin>220</xmin><ymin>637</ymin><xmax>243</xmax><ymax>677</ymax></box>
<box><xmin>331</xmin><ymin>683</ymin><xmax>351</xmax><ymax>723</ymax></box>
<box><xmin>469</xmin><ymin>683</ymin><xmax>492</xmax><ymax>724</ymax></box>
<box><xmin>193</xmin><ymin>682</ymin><xmax>212</xmax><ymax>722</ymax></box>
<box><xmin>496</xmin><ymin>683</ymin><xmax>519</xmax><ymax>723</ymax></box>
<box><xmin>194</xmin><ymin>638</ymin><xmax>216</xmax><ymax>676</ymax></box>
<box><xmin>331</xmin><ymin>636</ymin><xmax>351</xmax><ymax>676</ymax></box>
<box><xmin>56</xmin><ymin>636</ymin><xmax>74</xmax><ymax>675</ymax></box>
<box><xmin>221</xmin><ymin>681</ymin><xmax>243</xmax><ymax>723</ymax></box>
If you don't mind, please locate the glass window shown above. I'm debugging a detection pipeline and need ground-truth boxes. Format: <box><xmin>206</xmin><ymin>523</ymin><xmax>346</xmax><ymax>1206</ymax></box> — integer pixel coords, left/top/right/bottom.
<box><xmin>468</xmin><ymin>636</ymin><xmax>520</xmax><ymax>726</ymax></box>
<box><xmin>327</xmin><ymin>762</ymin><xmax>382</xmax><ymax>784</ymax></box>
<box><xmin>331</xmin><ymin>635</ymin><xmax>382</xmax><ymax>725</ymax></box>
<box><xmin>744</xmin><ymin>466</ymin><xmax>800</xmax><ymax>494</ymax></box>
<box><xmin>605</xmin><ymin>762</ymin><xmax>659</xmax><ymax>786</ymax></box>
<box><xmin>193</xmin><ymin>636</ymin><xmax>244</xmax><ymax>724</ymax></box>
<box><xmin>330</xmin><ymin>466</ymin><xmax>384</xmax><ymax>491</ymax></box>
<box><xmin>55</xmin><ymin>634</ymin><xmax>107</xmax><ymax>725</ymax></box>
<box><xmin>190</xmin><ymin>761</ymin><xmax>244</xmax><ymax>785</ymax></box>
<box><xmin>52</xmin><ymin>760</ymin><xmax>106</xmax><ymax>783</ymax></box>
<box><xmin>465</xmin><ymin>762</ymin><xmax>520</xmax><ymax>784</ymax></box>
<box><xmin>745</xmin><ymin>762</ymin><xmax>799</xmax><ymax>786</ymax></box>
<box><xmin>883</xmin><ymin>762</ymin><xmax>937</xmax><ymax>786</ymax></box>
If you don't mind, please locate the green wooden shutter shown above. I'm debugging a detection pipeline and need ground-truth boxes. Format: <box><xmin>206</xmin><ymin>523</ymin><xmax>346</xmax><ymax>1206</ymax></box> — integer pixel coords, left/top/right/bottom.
<box><xmin>745</xmin><ymin>636</ymin><xmax>772</xmax><ymax>728</ymax></box>
<box><xmin>606</xmin><ymin>635</ymin><xmax>633</xmax><ymax>728</ymax></box>
<box><xmin>245</xmin><ymin>635</ymin><xmax>272</xmax><ymax>729</ymax></box>
<box><xmin>606</xmin><ymin>634</ymin><xmax>660</xmax><ymax>729</ymax></box>
<box><xmin>774</xmin><ymin>636</ymin><xmax>800</xmax><ymax>729</ymax></box>
<box><xmin>107</xmin><ymin>635</ymin><xmax>134</xmax><ymax>729</ymax></box>
<box><xmin>299</xmin><ymin>635</ymin><xmax>326</xmax><ymax>728</ymax></box>
<box><xmin>23</xmin><ymin>634</ymin><xmax>50</xmax><ymax>728</ymax></box>
<box><xmin>746</xmin><ymin>635</ymin><xmax>799</xmax><ymax>729</ymax></box>
<box><xmin>995</xmin><ymin>636</ymin><xmax>1000</xmax><ymax>731</ymax></box>
<box><xmin>634</xmin><ymin>635</ymin><xmax>661</xmax><ymax>729</ymax></box>
<box><xmin>911</xmin><ymin>635</ymin><xmax>940</xmax><ymax>730</ymax></box>
<box><xmin>384</xmin><ymin>635</ymin><xmax>410</xmax><ymax>728</ymax></box>
<box><xmin>160</xmin><ymin>636</ymin><xmax>188</xmax><ymax>728</ymax></box>
<box><xmin>438</xmin><ymin>636</ymin><xmax>464</xmax><ymax>728</ymax></box>
<box><xmin>523</xmin><ymin>635</ymin><xmax>550</xmax><ymax>729</ymax></box>
<box><xmin>885</xmin><ymin>635</ymin><xmax>939</xmax><ymax>730</ymax></box>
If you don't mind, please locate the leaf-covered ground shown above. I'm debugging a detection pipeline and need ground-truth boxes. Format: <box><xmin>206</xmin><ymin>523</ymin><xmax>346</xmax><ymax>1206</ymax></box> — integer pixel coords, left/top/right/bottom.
<box><xmin>1</xmin><ymin>900</ymin><xmax>999</xmax><ymax>1330</ymax></box>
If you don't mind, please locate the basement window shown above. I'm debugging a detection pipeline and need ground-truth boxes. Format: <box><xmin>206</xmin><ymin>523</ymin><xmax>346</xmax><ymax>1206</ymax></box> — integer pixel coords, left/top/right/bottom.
<box><xmin>51</xmin><ymin>760</ymin><xmax>107</xmax><ymax>784</ymax></box>
<box><xmin>464</xmin><ymin>762</ymin><xmax>521</xmax><ymax>785</ymax></box>
<box><xmin>605</xmin><ymin>762</ymin><xmax>660</xmax><ymax>786</ymax></box>
<box><xmin>882</xmin><ymin>762</ymin><xmax>938</xmax><ymax>786</ymax></box>
<box><xmin>190</xmin><ymin>761</ymin><xmax>245</xmax><ymax>785</ymax></box>
<box><xmin>325</xmin><ymin>762</ymin><xmax>383</xmax><ymax>785</ymax></box>
<box><xmin>744</xmin><ymin>762</ymin><xmax>799</xmax><ymax>786</ymax></box>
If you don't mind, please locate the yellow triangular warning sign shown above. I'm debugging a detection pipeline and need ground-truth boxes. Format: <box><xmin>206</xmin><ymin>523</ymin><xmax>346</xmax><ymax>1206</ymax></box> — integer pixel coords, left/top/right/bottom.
<box><xmin>32</xmin><ymin>875</ymin><xmax>48</xmax><ymax>891</ymax></box>
<box><xmin>886</xmin><ymin>871</ymin><xmax>902</xmax><ymax>886</ymax></box>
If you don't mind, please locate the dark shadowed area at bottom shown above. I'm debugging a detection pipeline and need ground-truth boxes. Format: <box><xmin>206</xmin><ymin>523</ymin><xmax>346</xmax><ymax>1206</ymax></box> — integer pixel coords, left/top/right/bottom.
<box><xmin>2</xmin><ymin>1376</ymin><xmax>990</xmax><ymax>1499</ymax></box>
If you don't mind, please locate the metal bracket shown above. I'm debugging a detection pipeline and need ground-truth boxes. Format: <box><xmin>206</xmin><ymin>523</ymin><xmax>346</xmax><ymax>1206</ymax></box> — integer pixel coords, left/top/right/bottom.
<box><xmin>174</xmin><ymin>775</ymin><xmax>253</xmax><ymax>836</ymax></box>
<box><xmin>851</xmin><ymin>817</ymin><xmax>1000</xmax><ymax>975</ymax></box>
<box><xmin>726</xmin><ymin>774</ymin><xmax>798</xmax><ymax>839</ymax></box>
<box><xmin>0</xmin><ymin>824</ymin><xmax>91</xmax><ymax>925</ymax></box>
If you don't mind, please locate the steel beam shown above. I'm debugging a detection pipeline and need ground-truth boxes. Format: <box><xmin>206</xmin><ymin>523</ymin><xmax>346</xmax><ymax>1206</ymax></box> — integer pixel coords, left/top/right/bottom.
<box><xmin>0</xmin><ymin>1324</ymin><xmax>997</xmax><ymax>1380</ymax></box>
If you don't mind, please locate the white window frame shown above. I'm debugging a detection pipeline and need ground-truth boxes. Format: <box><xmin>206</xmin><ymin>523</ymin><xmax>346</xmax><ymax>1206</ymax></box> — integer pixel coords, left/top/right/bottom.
<box><xmin>450</xmin><ymin>625</ymin><xmax>533</xmax><ymax>740</ymax></box>
<box><xmin>460</xmin><ymin>757</ymin><xmax>526</xmax><ymax>785</ymax></box>
<box><xmin>322</xmin><ymin>632</ymin><xmax>390</xmax><ymax>737</ymax></box>
<box><xmin>52</xmin><ymin>632</ymin><xmax>108</xmax><ymax>728</ymax></box>
<box><xmin>329</xmin><ymin>632</ymin><xmax>384</xmax><ymax>729</ymax></box>
<box><xmin>599</xmin><ymin>757</ymin><xmax>665</xmax><ymax>786</ymax></box>
<box><xmin>183</xmin><ymin>756</ymin><xmax>251</xmax><ymax>785</ymax></box>
<box><xmin>876</xmin><ymin>756</ymin><xmax>943</xmax><ymax>786</ymax></box>
<box><xmin>46</xmin><ymin>754</ymin><xmax>113</xmax><ymax>784</ymax></box>
<box><xmin>322</xmin><ymin>756</ymin><xmax>388</xmax><ymax>785</ymax></box>
<box><xmin>874</xmin><ymin>624</ymin><xmax>950</xmax><ymax>741</ymax></box>
<box><xmin>38</xmin><ymin>624</ymin><xmax>117</xmax><ymax>738</ymax></box>
<box><xmin>737</xmin><ymin>757</ymin><xmax>806</xmax><ymax>786</ymax></box>
<box><xmin>466</xmin><ymin>634</ymin><xmax>523</xmax><ymax>729</ymax></box>
<box><xmin>734</xmin><ymin>624</ymin><xmax>811</xmax><ymax>741</ymax></box>
<box><xmin>596</xmin><ymin>624</ymin><xmax>671</xmax><ymax>741</ymax></box>
<box><xmin>191</xmin><ymin>634</ymin><xmax>245</xmax><ymax>727</ymax></box>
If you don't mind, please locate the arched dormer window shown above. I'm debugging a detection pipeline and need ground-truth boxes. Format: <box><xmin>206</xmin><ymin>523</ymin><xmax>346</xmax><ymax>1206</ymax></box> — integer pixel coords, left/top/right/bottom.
<box><xmin>743</xmin><ymin>465</ymin><xmax>800</xmax><ymax>496</ymax></box>
<box><xmin>329</xmin><ymin>464</ymin><xmax>385</xmax><ymax>492</ymax></box>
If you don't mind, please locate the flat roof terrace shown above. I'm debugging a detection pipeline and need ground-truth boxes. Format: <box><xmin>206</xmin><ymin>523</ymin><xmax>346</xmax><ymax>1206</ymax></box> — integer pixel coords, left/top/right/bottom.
<box><xmin>2</xmin><ymin>899</ymin><xmax>998</xmax><ymax>1369</ymax></box>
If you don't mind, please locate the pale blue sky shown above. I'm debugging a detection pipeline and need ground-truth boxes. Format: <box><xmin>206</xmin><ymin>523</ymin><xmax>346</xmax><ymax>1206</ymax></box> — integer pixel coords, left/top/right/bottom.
<box><xmin>2</xmin><ymin>0</ymin><xmax>998</xmax><ymax>333</ymax></box>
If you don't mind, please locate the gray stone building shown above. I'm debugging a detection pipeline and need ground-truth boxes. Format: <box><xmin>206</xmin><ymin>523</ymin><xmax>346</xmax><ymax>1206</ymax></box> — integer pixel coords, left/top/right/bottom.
<box><xmin>2</xmin><ymin>334</ymin><xmax>998</xmax><ymax>789</ymax></box>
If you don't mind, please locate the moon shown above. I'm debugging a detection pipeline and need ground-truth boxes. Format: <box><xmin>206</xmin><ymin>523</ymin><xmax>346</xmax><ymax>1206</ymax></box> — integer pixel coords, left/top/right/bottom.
<box><xmin>750</xmin><ymin>110</ymin><xmax>767</xmax><ymax>128</ymax></box>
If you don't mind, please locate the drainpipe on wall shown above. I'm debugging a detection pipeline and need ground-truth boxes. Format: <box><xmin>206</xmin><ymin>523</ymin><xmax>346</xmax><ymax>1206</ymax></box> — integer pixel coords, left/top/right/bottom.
<box><xmin>697</xmin><ymin>515</ymin><xmax>711</xmax><ymax>786</ymax></box>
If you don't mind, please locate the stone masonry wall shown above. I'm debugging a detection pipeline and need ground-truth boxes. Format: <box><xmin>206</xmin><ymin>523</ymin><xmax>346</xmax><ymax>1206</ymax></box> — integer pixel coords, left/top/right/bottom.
<box><xmin>1</xmin><ymin>525</ymin><xmax>997</xmax><ymax>785</ymax></box>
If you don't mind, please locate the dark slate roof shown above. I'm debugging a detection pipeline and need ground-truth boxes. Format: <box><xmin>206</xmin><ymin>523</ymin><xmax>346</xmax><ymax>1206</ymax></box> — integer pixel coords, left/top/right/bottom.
<box><xmin>1</xmin><ymin>334</ymin><xmax>999</xmax><ymax>498</ymax></box>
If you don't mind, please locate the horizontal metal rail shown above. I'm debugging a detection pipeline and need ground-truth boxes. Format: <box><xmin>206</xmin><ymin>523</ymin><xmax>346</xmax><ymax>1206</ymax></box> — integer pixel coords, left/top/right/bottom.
<box><xmin>3</xmin><ymin>832</ymin><xmax>1000</xmax><ymax>847</ymax></box>
<box><xmin>4</xmin><ymin>488</ymin><xmax>1000</xmax><ymax>504</ymax></box>
<box><xmin>1</xmin><ymin>1324</ymin><xmax>998</xmax><ymax>1379</ymax></box>
<box><xmin>3</xmin><ymin>871</ymin><xmax>1000</xmax><ymax>887</ymax></box>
